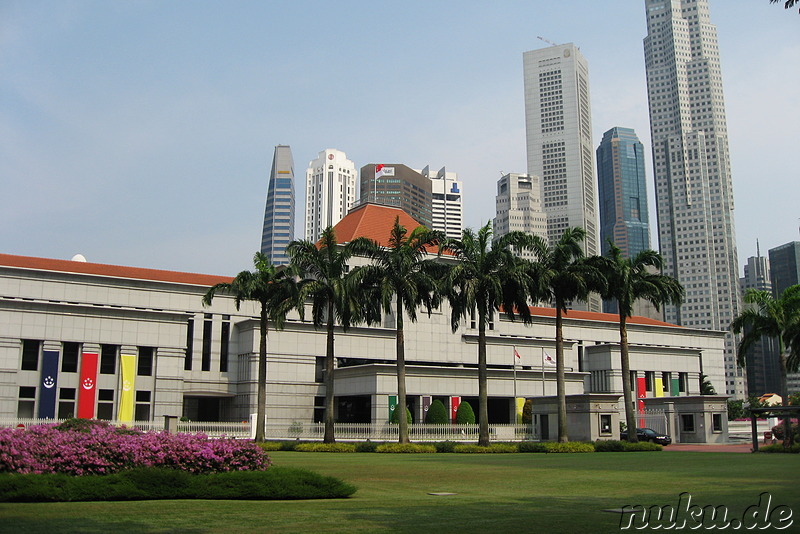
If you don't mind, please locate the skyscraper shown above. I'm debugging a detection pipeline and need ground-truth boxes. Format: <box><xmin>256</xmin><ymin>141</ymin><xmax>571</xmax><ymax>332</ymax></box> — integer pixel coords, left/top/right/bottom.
<box><xmin>740</xmin><ymin>251</ymin><xmax>780</xmax><ymax>396</ymax></box>
<box><xmin>357</xmin><ymin>164</ymin><xmax>433</xmax><ymax>227</ymax></box>
<box><xmin>596</xmin><ymin>127</ymin><xmax>650</xmax><ymax>259</ymax></box>
<box><xmin>523</xmin><ymin>42</ymin><xmax>600</xmax><ymax>312</ymax></box>
<box><xmin>493</xmin><ymin>173</ymin><xmax>548</xmax><ymax>251</ymax></box>
<box><xmin>643</xmin><ymin>0</ymin><xmax>742</xmax><ymax>397</ymax></box>
<box><xmin>304</xmin><ymin>149</ymin><xmax>357</xmax><ymax>242</ymax></box>
<box><xmin>260</xmin><ymin>145</ymin><xmax>295</xmax><ymax>265</ymax></box>
<box><xmin>422</xmin><ymin>166</ymin><xmax>464</xmax><ymax>240</ymax></box>
<box><xmin>768</xmin><ymin>241</ymin><xmax>800</xmax><ymax>298</ymax></box>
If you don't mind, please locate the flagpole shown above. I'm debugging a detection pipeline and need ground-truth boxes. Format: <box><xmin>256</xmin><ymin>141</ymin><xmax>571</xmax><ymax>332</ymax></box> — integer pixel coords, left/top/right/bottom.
<box><xmin>513</xmin><ymin>346</ymin><xmax>518</xmax><ymax>400</ymax></box>
<box><xmin>541</xmin><ymin>347</ymin><xmax>545</xmax><ymax>397</ymax></box>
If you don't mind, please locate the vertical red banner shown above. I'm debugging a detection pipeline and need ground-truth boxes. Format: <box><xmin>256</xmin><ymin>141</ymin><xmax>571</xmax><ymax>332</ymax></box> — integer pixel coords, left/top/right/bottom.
<box><xmin>636</xmin><ymin>376</ymin><xmax>647</xmax><ymax>427</ymax></box>
<box><xmin>77</xmin><ymin>352</ymin><xmax>99</xmax><ymax>419</ymax></box>
<box><xmin>450</xmin><ymin>396</ymin><xmax>461</xmax><ymax>423</ymax></box>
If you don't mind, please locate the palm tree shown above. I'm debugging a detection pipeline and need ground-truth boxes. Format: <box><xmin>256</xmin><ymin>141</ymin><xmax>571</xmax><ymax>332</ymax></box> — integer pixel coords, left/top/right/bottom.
<box><xmin>356</xmin><ymin>217</ymin><xmax>443</xmax><ymax>443</ymax></box>
<box><xmin>287</xmin><ymin>227</ymin><xmax>373</xmax><ymax>443</ymax></box>
<box><xmin>731</xmin><ymin>285</ymin><xmax>800</xmax><ymax>444</ymax></box>
<box><xmin>441</xmin><ymin>222</ymin><xmax>534</xmax><ymax>446</ymax></box>
<box><xmin>202</xmin><ymin>252</ymin><xmax>296</xmax><ymax>442</ymax></box>
<box><xmin>590</xmin><ymin>244</ymin><xmax>683</xmax><ymax>443</ymax></box>
<box><xmin>529</xmin><ymin>227</ymin><xmax>604</xmax><ymax>443</ymax></box>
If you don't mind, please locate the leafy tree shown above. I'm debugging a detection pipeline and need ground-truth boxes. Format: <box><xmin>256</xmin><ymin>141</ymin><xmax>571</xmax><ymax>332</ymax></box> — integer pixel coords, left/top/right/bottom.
<box><xmin>727</xmin><ymin>399</ymin><xmax>744</xmax><ymax>421</ymax></box>
<box><xmin>356</xmin><ymin>217</ymin><xmax>443</xmax><ymax>443</ymax></box>
<box><xmin>390</xmin><ymin>406</ymin><xmax>413</xmax><ymax>424</ymax></box>
<box><xmin>528</xmin><ymin>227</ymin><xmax>605</xmax><ymax>443</ymax></box>
<box><xmin>287</xmin><ymin>227</ymin><xmax>374</xmax><ymax>443</ymax></box>
<box><xmin>771</xmin><ymin>0</ymin><xmax>799</xmax><ymax>14</ymax></box>
<box><xmin>731</xmin><ymin>285</ymin><xmax>800</xmax><ymax>445</ymax></box>
<box><xmin>441</xmin><ymin>223</ymin><xmax>535</xmax><ymax>446</ymax></box>
<box><xmin>202</xmin><ymin>252</ymin><xmax>296</xmax><ymax>442</ymax></box>
<box><xmin>425</xmin><ymin>399</ymin><xmax>449</xmax><ymax>424</ymax></box>
<box><xmin>590</xmin><ymin>244</ymin><xmax>683</xmax><ymax>442</ymax></box>
<box><xmin>455</xmin><ymin>401</ymin><xmax>476</xmax><ymax>424</ymax></box>
<box><xmin>700</xmin><ymin>374</ymin><xmax>716</xmax><ymax>395</ymax></box>
<box><xmin>522</xmin><ymin>399</ymin><xmax>534</xmax><ymax>425</ymax></box>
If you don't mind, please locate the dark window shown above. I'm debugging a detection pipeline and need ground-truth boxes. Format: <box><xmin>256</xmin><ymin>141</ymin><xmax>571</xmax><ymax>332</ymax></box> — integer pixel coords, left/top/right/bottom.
<box><xmin>185</xmin><ymin>318</ymin><xmax>194</xmax><ymax>371</ymax></box>
<box><xmin>97</xmin><ymin>389</ymin><xmax>114</xmax><ymax>420</ymax></box>
<box><xmin>315</xmin><ymin>357</ymin><xmax>325</xmax><ymax>383</ymax></box>
<box><xmin>681</xmin><ymin>414</ymin><xmax>695</xmax><ymax>432</ymax></box>
<box><xmin>577</xmin><ymin>345</ymin><xmax>584</xmax><ymax>373</ymax></box>
<box><xmin>137</xmin><ymin>347</ymin><xmax>153</xmax><ymax>376</ymax></box>
<box><xmin>712</xmin><ymin>413</ymin><xmax>723</xmax><ymax>432</ymax></box>
<box><xmin>600</xmin><ymin>414</ymin><xmax>612</xmax><ymax>435</ymax></box>
<box><xmin>219</xmin><ymin>319</ymin><xmax>230</xmax><ymax>373</ymax></box>
<box><xmin>135</xmin><ymin>390</ymin><xmax>151</xmax><ymax>421</ymax></box>
<box><xmin>662</xmin><ymin>372</ymin><xmax>671</xmax><ymax>392</ymax></box>
<box><xmin>202</xmin><ymin>316</ymin><xmax>213</xmax><ymax>371</ymax></box>
<box><xmin>645</xmin><ymin>371</ymin><xmax>654</xmax><ymax>392</ymax></box>
<box><xmin>21</xmin><ymin>340</ymin><xmax>40</xmax><ymax>371</ymax></box>
<box><xmin>58</xmin><ymin>388</ymin><xmax>76</xmax><ymax>419</ymax></box>
<box><xmin>313</xmin><ymin>396</ymin><xmax>325</xmax><ymax>423</ymax></box>
<box><xmin>100</xmin><ymin>345</ymin><xmax>117</xmax><ymax>374</ymax></box>
<box><xmin>61</xmin><ymin>342</ymin><xmax>80</xmax><ymax>373</ymax></box>
<box><xmin>17</xmin><ymin>386</ymin><xmax>36</xmax><ymax>418</ymax></box>
<box><xmin>136</xmin><ymin>391</ymin><xmax>151</xmax><ymax>403</ymax></box>
<box><xmin>679</xmin><ymin>372</ymin><xmax>688</xmax><ymax>393</ymax></box>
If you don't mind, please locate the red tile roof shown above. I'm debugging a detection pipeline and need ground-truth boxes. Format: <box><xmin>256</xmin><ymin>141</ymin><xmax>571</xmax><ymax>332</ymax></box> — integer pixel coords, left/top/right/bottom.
<box><xmin>526</xmin><ymin>305</ymin><xmax>679</xmax><ymax>328</ymax></box>
<box><xmin>0</xmin><ymin>253</ymin><xmax>232</xmax><ymax>287</ymax></box>
<box><xmin>331</xmin><ymin>203</ymin><xmax>425</xmax><ymax>247</ymax></box>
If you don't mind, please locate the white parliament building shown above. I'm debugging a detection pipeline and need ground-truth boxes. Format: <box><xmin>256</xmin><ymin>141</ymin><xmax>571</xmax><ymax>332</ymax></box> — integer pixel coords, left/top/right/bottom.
<box><xmin>1</xmin><ymin>204</ymin><xmax>729</xmax><ymax>442</ymax></box>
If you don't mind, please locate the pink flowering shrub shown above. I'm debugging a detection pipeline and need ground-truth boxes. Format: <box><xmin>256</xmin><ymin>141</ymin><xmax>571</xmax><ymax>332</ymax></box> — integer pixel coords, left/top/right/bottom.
<box><xmin>0</xmin><ymin>422</ymin><xmax>270</xmax><ymax>475</ymax></box>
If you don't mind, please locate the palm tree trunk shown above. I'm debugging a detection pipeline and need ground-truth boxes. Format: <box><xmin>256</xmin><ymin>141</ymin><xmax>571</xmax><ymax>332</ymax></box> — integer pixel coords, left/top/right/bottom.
<box><xmin>255</xmin><ymin>302</ymin><xmax>268</xmax><ymax>442</ymax></box>
<box><xmin>779</xmin><ymin>350</ymin><xmax>792</xmax><ymax>447</ymax></box>
<box><xmin>323</xmin><ymin>301</ymin><xmax>336</xmax><ymax>443</ymax></box>
<box><xmin>396</xmin><ymin>299</ymin><xmax>409</xmax><ymax>444</ymax></box>
<box><xmin>556</xmin><ymin>301</ymin><xmax>568</xmax><ymax>443</ymax></box>
<box><xmin>478</xmin><ymin>309</ymin><xmax>490</xmax><ymax>447</ymax></box>
<box><xmin>619</xmin><ymin>314</ymin><xmax>638</xmax><ymax>443</ymax></box>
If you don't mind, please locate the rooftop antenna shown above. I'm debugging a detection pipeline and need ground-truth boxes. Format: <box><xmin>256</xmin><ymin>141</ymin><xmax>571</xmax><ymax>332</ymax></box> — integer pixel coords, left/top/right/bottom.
<box><xmin>537</xmin><ymin>36</ymin><xmax>559</xmax><ymax>47</ymax></box>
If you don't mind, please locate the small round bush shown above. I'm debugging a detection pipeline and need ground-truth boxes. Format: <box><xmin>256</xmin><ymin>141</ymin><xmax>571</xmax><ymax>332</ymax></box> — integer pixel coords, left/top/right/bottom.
<box><xmin>425</xmin><ymin>400</ymin><xmax>449</xmax><ymax>424</ymax></box>
<box><xmin>434</xmin><ymin>441</ymin><xmax>457</xmax><ymax>453</ymax></box>
<box><xmin>355</xmin><ymin>441</ymin><xmax>379</xmax><ymax>453</ymax></box>
<box><xmin>390</xmin><ymin>406</ymin><xmax>412</xmax><ymax>424</ymax></box>
<box><xmin>455</xmin><ymin>402</ymin><xmax>475</xmax><ymax>424</ymax></box>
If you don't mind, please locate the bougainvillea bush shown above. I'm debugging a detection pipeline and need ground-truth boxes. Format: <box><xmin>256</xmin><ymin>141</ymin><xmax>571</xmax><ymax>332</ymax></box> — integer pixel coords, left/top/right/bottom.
<box><xmin>0</xmin><ymin>420</ymin><xmax>270</xmax><ymax>476</ymax></box>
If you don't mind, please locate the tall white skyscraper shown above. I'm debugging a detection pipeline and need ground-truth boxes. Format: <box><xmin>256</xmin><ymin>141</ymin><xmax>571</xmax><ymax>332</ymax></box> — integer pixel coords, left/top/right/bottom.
<box><xmin>421</xmin><ymin>165</ymin><xmax>463</xmax><ymax>240</ymax></box>
<box><xmin>523</xmin><ymin>43</ymin><xmax>600</xmax><ymax>312</ymax></box>
<box><xmin>304</xmin><ymin>149</ymin><xmax>358</xmax><ymax>242</ymax></box>
<box><xmin>260</xmin><ymin>145</ymin><xmax>295</xmax><ymax>266</ymax></box>
<box><xmin>643</xmin><ymin>0</ymin><xmax>742</xmax><ymax>397</ymax></box>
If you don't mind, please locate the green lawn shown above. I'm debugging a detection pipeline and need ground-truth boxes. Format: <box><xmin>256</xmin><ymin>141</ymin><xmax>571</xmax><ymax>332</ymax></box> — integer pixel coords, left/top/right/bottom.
<box><xmin>1</xmin><ymin>451</ymin><xmax>797</xmax><ymax>533</ymax></box>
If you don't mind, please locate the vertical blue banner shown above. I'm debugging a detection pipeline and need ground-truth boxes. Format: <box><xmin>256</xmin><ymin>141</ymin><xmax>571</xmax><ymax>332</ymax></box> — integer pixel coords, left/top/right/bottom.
<box><xmin>38</xmin><ymin>350</ymin><xmax>59</xmax><ymax>418</ymax></box>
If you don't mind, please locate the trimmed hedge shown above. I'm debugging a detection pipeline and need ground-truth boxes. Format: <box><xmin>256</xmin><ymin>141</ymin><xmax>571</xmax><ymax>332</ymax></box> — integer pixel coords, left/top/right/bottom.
<box><xmin>354</xmin><ymin>441</ymin><xmax>380</xmax><ymax>453</ymax></box>
<box><xmin>453</xmin><ymin>444</ymin><xmax>517</xmax><ymax>453</ymax></box>
<box><xmin>376</xmin><ymin>443</ymin><xmax>436</xmax><ymax>453</ymax></box>
<box><xmin>425</xmin><ymin>400</ymin><xmax>449</xmax><ymax>424</ymax></box>
<box><xmin>294</xmin><ymin>443</ymin><xmax>356</xmax><ymax>453</ymax></box>
<box><xmin>757</xmin><ymin>443</ymin><xmax>800</xmax><ymax>454</ymax></box>
<box><xmin>455</xmin><ymin>402</ymin><xmax>475</xmax><ymax>424</ymax></box>
<box><xmin>390</xmin><ymin>407</ymin><xmax>413</xmax><ymax>424</ymax></box>
<box><xmin>595</xmin><ymin>440</ymin><xmax>662</xmax><ymax>452</ymax></box>
<box><xmin>433</xmin><ymin>441</ymin><xmax>457</xmax><ymax>453</ymax></box>
<box><xmin>0</xmin><ymin>467</ymin><xmax>356</xmax><ymax>502</ymax></box>
<box><xmin>518</xmin><ymin>442</ymin><xmax>595</xmax><ymax>453</ymax></box>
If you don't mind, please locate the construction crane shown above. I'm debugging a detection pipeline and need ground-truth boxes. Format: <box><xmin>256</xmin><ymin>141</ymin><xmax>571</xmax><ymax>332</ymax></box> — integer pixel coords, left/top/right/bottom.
<box><xmin>537</xmin><ymin>36</ymin><xmax>559</xmax><ymax>47</ymax></box>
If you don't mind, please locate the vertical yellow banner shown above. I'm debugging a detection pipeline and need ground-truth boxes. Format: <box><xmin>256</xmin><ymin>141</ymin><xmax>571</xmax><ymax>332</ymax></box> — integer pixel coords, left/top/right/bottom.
<box><xmin>654</xmin><ymin>377</ymin><xmax>664</xmax><ymax>398</ymax></box>
<box><xmin>515</xmin><ymin>397</ymin><xmax>526</xmax><ymax>424</ymax></box>
<box><xmin>118</xmin><ymin>354</ymin><xmax>136</xmax><ymax>422</ymax></box>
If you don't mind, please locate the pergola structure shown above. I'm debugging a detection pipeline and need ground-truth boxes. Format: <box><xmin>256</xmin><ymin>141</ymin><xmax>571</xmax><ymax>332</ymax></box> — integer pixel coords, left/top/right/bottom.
<box><xmin>749</xmin><ymin>405</ymin><xmax>800</xmax><ymax>452</ymax></box>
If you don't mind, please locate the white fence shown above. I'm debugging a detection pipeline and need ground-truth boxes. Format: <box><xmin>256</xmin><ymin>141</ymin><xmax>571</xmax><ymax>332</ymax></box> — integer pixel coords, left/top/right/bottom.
<box><xmin>0</xmin><ymin>418</ymin><xmax>251</xmax><ymax>439</ymax></box>
<box><xmin>634</xmin><ymin>410</ymin><xmax>668</xmax><ymax>435</ymax></box>
<box><xmin>1</xmin><ymin>418</ymin><xmax>537</xmax><ymax>442</ymax></box>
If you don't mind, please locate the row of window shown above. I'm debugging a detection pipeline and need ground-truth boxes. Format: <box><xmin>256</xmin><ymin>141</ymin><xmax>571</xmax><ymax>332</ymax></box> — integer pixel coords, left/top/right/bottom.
<box><xmin>21</xmin><ymin>340</ymin><xmax>153</xmax><ymax>376</ymax></box>
<box><xmin>18</xmin><ymin>385</ymin><xmax>152</xmax><ymax>421</ymax></box>
<box><xmin>185</xmin><ymin>315</ymin><xmax>231</xmax><ymax>372</ymax></box>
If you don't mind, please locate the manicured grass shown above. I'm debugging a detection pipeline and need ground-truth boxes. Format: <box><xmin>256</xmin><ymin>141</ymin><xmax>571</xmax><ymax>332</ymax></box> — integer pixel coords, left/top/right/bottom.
<box><xmin>1</xmin><ymin>451</ymin><xmax>798</xmax><ymax>533</ymax></box>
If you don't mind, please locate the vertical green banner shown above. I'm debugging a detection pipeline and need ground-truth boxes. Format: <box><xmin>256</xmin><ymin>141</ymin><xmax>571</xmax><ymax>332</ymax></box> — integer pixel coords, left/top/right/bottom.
<box><xmin>671</xmin><ymin>378</ymin><xmax>680</xmax><ymax>397</ymax></box>
<box><xmin>388</xmin><ymin>395</ymin><xmax>397</xmax><ymax>421</ymax></box>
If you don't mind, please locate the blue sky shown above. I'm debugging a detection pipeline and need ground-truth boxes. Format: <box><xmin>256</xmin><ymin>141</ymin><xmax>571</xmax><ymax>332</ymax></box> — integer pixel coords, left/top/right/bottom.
<box><xmin>2</xmin><ymin>1</ymin><xmax>798</xmax><ymax>276</ymax></box>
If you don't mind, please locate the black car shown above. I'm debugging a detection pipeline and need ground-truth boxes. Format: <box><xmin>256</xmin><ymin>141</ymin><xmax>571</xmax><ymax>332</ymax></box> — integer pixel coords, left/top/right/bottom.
<box><xmin>620</xmin><ymin>427</ymin><xmax>671</xmax><ymax>445</ymax></box>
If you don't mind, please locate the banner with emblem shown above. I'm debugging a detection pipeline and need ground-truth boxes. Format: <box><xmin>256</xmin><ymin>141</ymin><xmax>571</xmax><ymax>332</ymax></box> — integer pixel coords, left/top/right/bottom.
<box><xmin>118</xmin><ymin>354</ymin><xmax>136</xmax><ymax>422</ymax></box>
<box><xmin>38</xmin><ymin>350</ymin><xmax>60</xmax><ymax>418</ymax></box>
<box><xmin>77</xmin><ymin>352</ymin><xmax>99</xmax><ymax>418</ymax></box>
